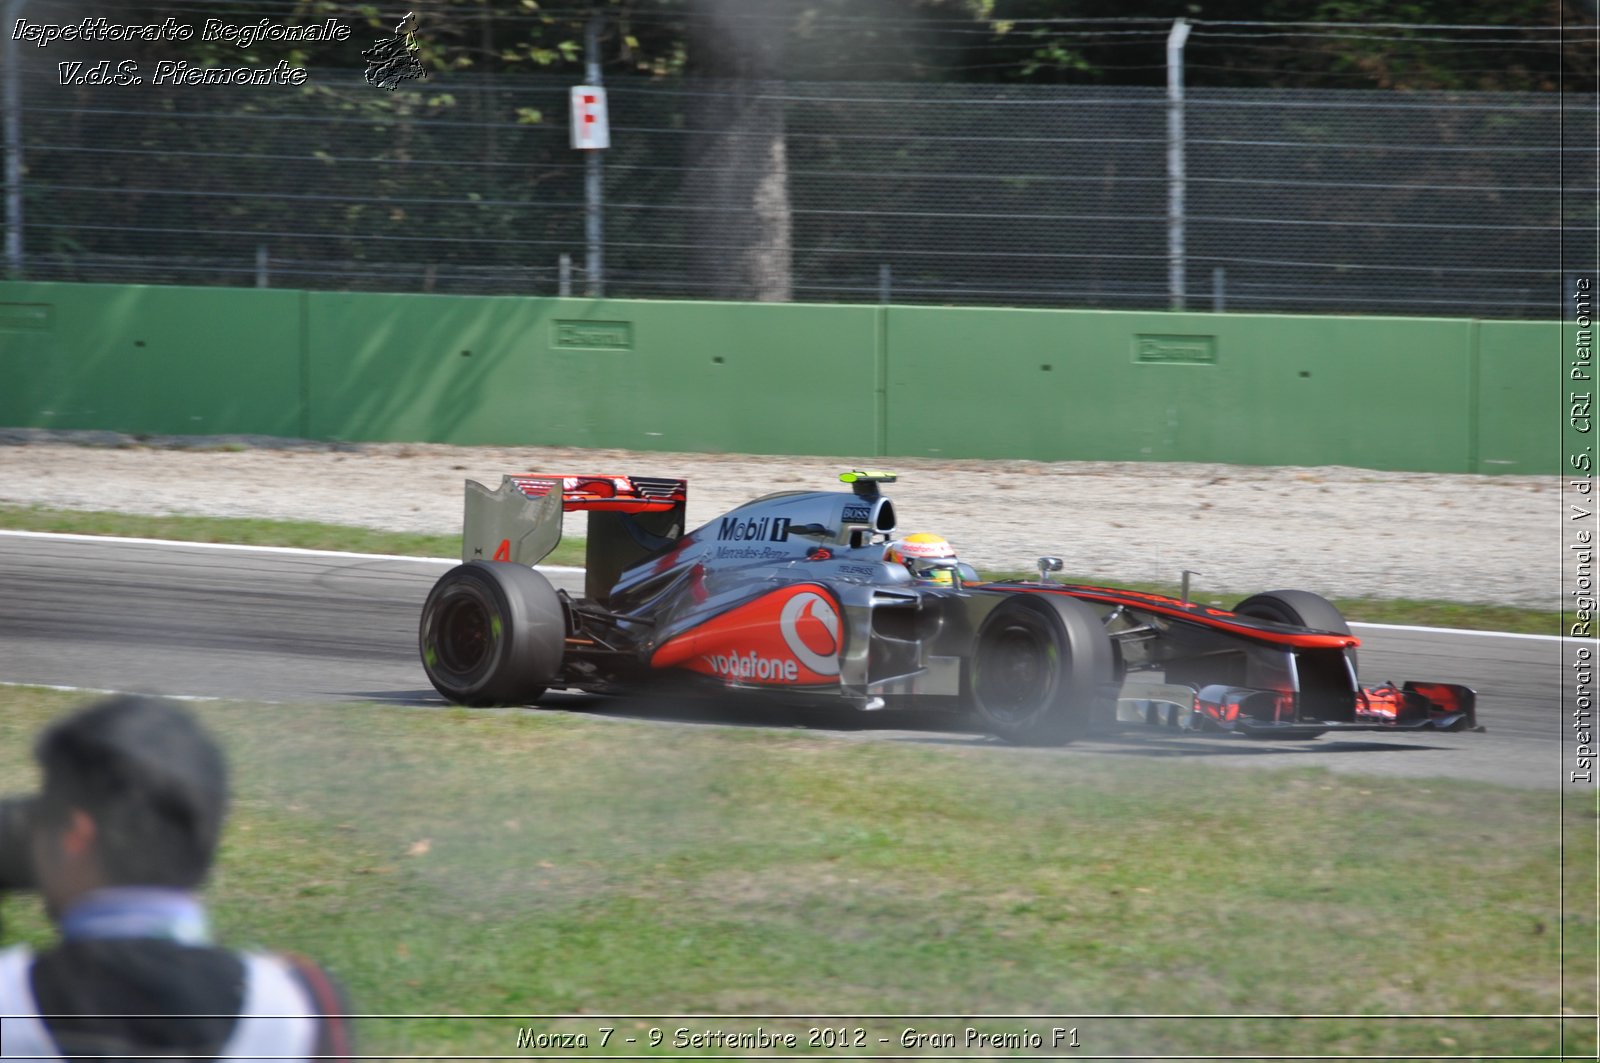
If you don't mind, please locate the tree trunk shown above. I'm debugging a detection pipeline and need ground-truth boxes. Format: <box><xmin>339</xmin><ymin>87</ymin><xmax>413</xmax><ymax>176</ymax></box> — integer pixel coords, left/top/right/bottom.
<box><xmin>682</xmin><ymin>2</ymin><xmax>792</xmax><ymax>302</ymax></box>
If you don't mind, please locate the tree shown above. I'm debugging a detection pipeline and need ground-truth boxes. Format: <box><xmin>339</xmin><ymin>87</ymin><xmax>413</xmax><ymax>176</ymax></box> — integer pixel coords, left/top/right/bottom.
<box><xmin>678</xmin><ymin>0</ymin><xmax>790</xmax><ymax>300</ymax></box>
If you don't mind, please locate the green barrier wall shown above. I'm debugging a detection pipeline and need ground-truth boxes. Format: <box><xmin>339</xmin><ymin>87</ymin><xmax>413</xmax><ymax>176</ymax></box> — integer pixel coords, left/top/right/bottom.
<box><xmin>0</xmin><ymin>280</ymin><xmax>1565</xmax><ymax>473</ymax></box>
<box><xmin>0</xmin><ymin>283</ymin><xmax>305</xmax><ymax>437</ymax></box>
<box><xmin>884</xmin><ymin>307</ymin><xmax>1476</xmax><ymax>470</ymax></box>
<box><xmin>304</xmin><ymin>292</ymin><xmax>881</xmax><ymax>453</ymax></box>
<box><xmin>1475</xmin><ymin>320</ymin><xmax>1571</xmax><ymax>474</ymax></box>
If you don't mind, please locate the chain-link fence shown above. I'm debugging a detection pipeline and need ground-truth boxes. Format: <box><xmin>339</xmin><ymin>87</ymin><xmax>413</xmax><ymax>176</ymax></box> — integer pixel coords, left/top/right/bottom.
<box><xmin>9</xmin><ymin>66</ymin><xmax>1595</xmax><ymax>317</ymax></box>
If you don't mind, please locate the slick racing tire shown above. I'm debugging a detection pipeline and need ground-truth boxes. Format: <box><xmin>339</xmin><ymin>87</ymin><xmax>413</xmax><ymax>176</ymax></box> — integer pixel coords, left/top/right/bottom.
<box><xmin>1232</xmin><ymin>588</ymin><xmax>1357</xmax><ymax>673</ymax></box>
<box><xmin>420</xmin><ymin>561</ymin><xmax>565</xmax><ymax>707</ymax></box>
<box><xmin>968</xmin><ymin>595</ymin><xmax>1118</xmax><ymax>746</ymax></box>
<box><xmin>1233</xmin><ymin>589</ymin><xmax>1354</xmax><ymax>740</ymax></box>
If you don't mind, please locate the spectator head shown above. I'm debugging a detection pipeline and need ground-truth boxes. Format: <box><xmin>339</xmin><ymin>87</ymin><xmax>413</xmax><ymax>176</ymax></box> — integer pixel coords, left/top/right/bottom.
<box><xmin>30</xmin><ymin>695</ymin><xmax>230</xmax><ymax>916</ymax></box>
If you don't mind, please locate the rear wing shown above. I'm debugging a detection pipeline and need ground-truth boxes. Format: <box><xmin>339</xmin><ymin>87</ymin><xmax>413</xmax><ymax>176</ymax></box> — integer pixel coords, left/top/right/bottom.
<box><xmin>463</xmin><ymin>474</ymin><xmax>688</xmax><ymax>603</ymax></box>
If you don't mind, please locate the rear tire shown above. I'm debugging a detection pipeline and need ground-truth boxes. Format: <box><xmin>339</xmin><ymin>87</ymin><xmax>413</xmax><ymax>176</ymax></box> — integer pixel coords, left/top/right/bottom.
<box><xmin>420</xmin><ymin>561</ymin><xmax>565</xmax><ymax>706</ymax></box>
<box><xmin>1232</xmin><ymin>588</ymin><xmax>1357</xmax><ymax>673</ymax></box>
<box><xmin>968</xmin><ymin>595</ymin><xmax>1117</xmax><ymax>745</ymax></box>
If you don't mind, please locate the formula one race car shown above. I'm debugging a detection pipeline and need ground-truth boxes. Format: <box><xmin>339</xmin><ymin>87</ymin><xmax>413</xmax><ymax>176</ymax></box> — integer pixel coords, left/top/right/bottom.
<box><xmin>418</xmin><ymin>472</ymin><xmax>1479</xmax><ymax>745</ymax></box>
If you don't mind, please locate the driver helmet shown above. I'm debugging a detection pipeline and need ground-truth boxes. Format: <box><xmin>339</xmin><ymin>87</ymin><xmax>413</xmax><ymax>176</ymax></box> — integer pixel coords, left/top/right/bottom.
<box><xmin>887</xmin><ymin>532</ymin><xmax>961</xmax><ymax>586</ymax></box>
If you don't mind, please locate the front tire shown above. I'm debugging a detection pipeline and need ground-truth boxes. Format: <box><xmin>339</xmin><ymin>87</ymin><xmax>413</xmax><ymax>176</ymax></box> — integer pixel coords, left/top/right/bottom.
<box><xmin>1232</xmin><ymin>588</ymin><xmax>1356</xmax><ymax>672</ymax></box>
<box><xmin>968</xmin><ymin>595</ymin><xmax>1117</xmax><ymax>745</ymax></box>
<box><xmin>419</xmin><ymin>561</ymin><xmax>565</xmax><ymax>706</ymax></box>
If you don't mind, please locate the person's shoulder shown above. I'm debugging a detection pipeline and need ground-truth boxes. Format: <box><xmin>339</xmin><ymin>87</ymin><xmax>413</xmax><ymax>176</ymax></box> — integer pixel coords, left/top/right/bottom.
<box><xmin>245</xmin><ymin>951</ymin><xmax>355</xmax><ymax>1059</ymax></box>
<box><xmin>34</xmin><ymin>936</ymin><xmax>244</xmax><ymax>1008</ymax></box>
<box><xmin>0</xmin><ymin>942</ymin><xmax>34</xmax><ymax>989</ymax></box>
<box><xmin>0</xmin><ymin>945</ymin><xmax>59</xmax><ymax>1061</ymax></box>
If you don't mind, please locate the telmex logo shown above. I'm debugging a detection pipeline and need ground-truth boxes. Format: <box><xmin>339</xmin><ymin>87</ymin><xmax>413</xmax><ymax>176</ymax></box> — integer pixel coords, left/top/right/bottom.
<box><xmin>717</xmin><ymin>515</ymin><xmax>791</xmax><ymax>542</ymax></box>
<box><xmin>779</xmin><ymin>591</ymin><xmax>840</xmax><ymax>677</ymax></box>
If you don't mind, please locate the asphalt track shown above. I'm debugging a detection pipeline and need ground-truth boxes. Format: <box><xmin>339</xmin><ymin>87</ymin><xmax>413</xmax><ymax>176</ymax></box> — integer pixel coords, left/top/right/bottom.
<box><xmin>0</xmin><ymin>532</ymin><xmax>1578</xmax><ymax>790</ymax></box>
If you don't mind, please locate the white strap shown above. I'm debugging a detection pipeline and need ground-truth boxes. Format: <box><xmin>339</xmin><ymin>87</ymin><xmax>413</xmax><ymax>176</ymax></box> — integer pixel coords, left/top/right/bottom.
<box><xmin>0</xmin><ymin>946</ymin><xmax>64</xmax><ymax>1061</ymax></box>
<box><xmin>217</xmin><ymin>953</ymin><xmax>318</xmax><ymax>1062</ymax></box>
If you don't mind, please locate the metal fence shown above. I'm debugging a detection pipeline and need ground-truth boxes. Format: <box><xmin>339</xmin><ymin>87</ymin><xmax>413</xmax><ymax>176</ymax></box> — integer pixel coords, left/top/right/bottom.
<box><xmin>8</xmin><ymin>65</ymin><xmax>1595</xmax><ymax>317</ymax></box>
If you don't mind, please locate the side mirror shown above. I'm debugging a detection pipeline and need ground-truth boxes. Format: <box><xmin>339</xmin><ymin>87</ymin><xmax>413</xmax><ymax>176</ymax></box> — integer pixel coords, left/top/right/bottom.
<box><xmin>1037</xmin><ymin>556</ymin><xmax>1064</xmax><ymax>583</ymax></box>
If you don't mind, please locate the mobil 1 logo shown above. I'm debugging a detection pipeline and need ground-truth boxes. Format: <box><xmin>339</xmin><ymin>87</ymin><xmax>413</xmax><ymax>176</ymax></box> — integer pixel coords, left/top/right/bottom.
<box><xmin>718</xmin><ymin>515</ymin><xmax>791</xmax><ymax>542</ymax></box>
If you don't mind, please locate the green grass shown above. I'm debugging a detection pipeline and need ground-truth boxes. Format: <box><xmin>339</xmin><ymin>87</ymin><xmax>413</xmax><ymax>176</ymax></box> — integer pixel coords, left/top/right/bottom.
<box><xmin>0</xmin><ymin>504</ymin><xmax>588</xmax><ymax>568</ymax></box>
<box><xmin>0</xmin><ymin>505</ymin><xmax>1561</xmax><ymax>633</ymax></box>
<box><xmin>1</xmin><ymin>688</ymin><xmax>1593</xmax><ymax>1058</ymax></box>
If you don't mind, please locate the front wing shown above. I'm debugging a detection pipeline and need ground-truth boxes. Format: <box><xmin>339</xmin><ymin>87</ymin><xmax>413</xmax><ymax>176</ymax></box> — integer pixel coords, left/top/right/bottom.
<box><xmin>1119</xmin><ymin>680</ymin><xmax>1480</xmax><ymax>738</ymax></box>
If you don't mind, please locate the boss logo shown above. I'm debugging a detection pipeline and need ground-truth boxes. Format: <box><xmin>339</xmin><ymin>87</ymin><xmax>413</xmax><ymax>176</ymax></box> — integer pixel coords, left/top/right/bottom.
<box><xmin>841</xmin><ymin>504</ymin><xmax>872</xmax><ymax>524</ymax></box>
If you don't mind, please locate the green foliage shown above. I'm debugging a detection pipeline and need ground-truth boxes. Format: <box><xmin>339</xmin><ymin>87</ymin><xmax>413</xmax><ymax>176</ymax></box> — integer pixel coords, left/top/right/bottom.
<box><xmin>58</xmin><ymin>0</ymin><xmax>1590</xmax><ymax>89</ymax></box>
<box><xmin>22</xmin><ymin>0</ymin><xmax>1581</xmax><ymax>297</ymax></box>
<box><xmin>0</xmin><ymin>505</ymin><xmax>588</xmax><ymax>567</ymax></box>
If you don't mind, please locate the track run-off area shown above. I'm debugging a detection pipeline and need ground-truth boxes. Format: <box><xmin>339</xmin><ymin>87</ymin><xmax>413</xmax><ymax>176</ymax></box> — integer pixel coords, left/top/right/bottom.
<box><xmin>0</xmin><ymin>530</ymin><xmax>1580</xmax><ymax>790</ymax></box>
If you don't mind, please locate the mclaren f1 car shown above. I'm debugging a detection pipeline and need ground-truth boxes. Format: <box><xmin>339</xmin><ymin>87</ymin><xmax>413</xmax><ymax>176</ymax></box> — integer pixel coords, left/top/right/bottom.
<box><xmin>418</xmin><ymin>472</ymin><xmax>1479</xmax><ymax>745</ymax></box>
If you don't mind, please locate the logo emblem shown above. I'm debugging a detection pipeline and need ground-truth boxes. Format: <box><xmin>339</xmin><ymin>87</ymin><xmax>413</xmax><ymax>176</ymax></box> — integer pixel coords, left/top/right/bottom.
<box><xmin>717</xmin><ymin>515</ymin><xmax>791</xmax><ymax>542</ymax></box>
<box><xmin>779</xmin><ymin>591</ymin><xmax>839</xmax><ymax>676</ymax></box>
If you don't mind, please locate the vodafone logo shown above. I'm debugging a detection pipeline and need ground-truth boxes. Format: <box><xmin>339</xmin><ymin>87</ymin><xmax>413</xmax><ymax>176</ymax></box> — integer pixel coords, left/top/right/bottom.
<box><xmin>779</xmin><ymin>591</ymin><xmax>840</xmax><ymax>677</ymax></box>
<box><xmin>701</xmin><ymin>652</ymin><xmax>798</xmax><ymax>683</ymax></box>
<box><xmin>651</xmin><ymin>583</ymin><xmax>842</xmax><ymax>686</ymax></box>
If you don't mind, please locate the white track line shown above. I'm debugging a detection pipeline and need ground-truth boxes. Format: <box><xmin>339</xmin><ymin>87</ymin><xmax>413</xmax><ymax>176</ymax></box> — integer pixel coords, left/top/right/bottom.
<box><xmin>0</xmin><ymin>529</ymin><xmax>584</xmax><ymax>574</ymax></box>
<box><xmin>1350</xmin><ymin>621</ymin><xmax>1592</xmax><ymax>644</ymax></box>
<box><xmin>2</xmin><ymin>529</ymin><xmax>1584</xmax><ymax>642</ymax></box>
<box><xmin>0</xmin><ymin>680</ymin><xmax>227</xmax><ymax>702</ymax></box>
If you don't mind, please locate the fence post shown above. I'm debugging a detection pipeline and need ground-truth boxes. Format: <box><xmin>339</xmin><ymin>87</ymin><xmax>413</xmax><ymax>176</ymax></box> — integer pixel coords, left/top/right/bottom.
<box><xmin>878</xmin><ymin>263</ymin><xmax>891</xmax><ymax>304</ymax></box>
<box><xmin>584</xmin><ymin>11</ymin><xmax>604</xmax><ymax>298</ymax></box>
<box><xmin>559</xmin><ymin>253</ymin><xmax>572</xmax><ymax>297</ymax></box>
<box><xmin>255</xmin><ymin>244</ymin><xmax>269</xmax><ymax>288</ymax></box>
<box><xmin>2</xmin><ymin>0</ymin><xmax>26</xmax><ymax>279</ymax></box>
<box><xmin>1212</xmin><ymin>266</ymin><xmax>1225</xmax><ymax>312</ymax></box>
<box><xmin>1166</xmin><ymin>17</ymin><xmax>1192</xmax><ymax>312</ymax></box>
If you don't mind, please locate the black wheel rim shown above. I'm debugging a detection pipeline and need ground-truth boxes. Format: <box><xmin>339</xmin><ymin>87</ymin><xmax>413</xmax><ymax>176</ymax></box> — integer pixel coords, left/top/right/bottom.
<box><xmin>436</xmin><ymin>594</ymin><xmax>494</xmax><ymax>676</ymax></box>
<box><xmin>976</xmin><ymin>618</ymin><xmax>1059</xmax><ymax>725</ymax></box>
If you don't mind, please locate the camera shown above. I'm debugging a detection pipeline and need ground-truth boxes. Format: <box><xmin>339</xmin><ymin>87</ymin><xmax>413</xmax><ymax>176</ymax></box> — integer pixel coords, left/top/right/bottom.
<box><xmin>0</xmin><ymin>794</ymin><xmax>39</xmax><ymax>892</ymax></box>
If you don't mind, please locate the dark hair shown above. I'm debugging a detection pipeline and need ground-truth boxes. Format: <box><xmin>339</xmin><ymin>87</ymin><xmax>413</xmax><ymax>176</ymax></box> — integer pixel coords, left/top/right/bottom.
<box><xmin>34</xmin><ymin>695</ymin><xmax>229</xmax><ymax>889</ymax></box>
